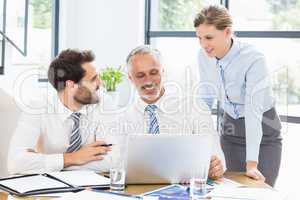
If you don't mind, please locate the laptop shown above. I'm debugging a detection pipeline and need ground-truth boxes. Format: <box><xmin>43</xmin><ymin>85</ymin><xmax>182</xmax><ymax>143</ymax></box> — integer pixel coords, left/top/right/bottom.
<box><xmin>125</xmin><ymin>134</ymin><xmax>212</xmax><ymax>184</ymax></box>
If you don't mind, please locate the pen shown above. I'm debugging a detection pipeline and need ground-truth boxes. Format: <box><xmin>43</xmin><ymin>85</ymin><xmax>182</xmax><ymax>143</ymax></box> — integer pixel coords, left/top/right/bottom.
<box><xmin>93</xmin><ymin>123</ymin><xmax>100</xmax><ymax>142</ymax></box>
<box><xmin>100</xmin><ymin>144</ymin><xmax>113</xmax><ymax>147</ymax></box>
<box><xmin>92</xmin><ymin>124</ymin><xmax>113</xmax><ymax>147</ymax></box>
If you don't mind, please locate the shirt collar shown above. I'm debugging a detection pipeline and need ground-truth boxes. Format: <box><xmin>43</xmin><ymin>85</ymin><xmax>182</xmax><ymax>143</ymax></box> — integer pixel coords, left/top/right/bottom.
<box><xmin>48</xmin><ymin>92</ymin><xmax>88</xmax><ymax>122</ymax></box>
<box><xmin>216</xmin><ymin>39</ymin><xmax>240</xmax><ymax>70</ymax></box>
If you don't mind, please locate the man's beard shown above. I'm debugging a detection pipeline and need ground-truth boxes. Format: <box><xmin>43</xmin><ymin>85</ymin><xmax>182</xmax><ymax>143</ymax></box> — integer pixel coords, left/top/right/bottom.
<box><xmin>74</xmin><ymin>86</ymin><xmax>99</xmax><ymax>105</ymax></box>
<box><xmin>139</xmin><ymin>82</ymin><xmax>162</xmax><ymax>102</ymax></box>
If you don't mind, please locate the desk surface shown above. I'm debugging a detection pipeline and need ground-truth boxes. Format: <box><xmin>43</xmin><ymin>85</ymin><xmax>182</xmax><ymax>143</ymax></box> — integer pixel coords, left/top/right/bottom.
<box><xmin>0</xmin><ymin>172</ymin><xmax>269</xmax><ymax>200</ymax></box>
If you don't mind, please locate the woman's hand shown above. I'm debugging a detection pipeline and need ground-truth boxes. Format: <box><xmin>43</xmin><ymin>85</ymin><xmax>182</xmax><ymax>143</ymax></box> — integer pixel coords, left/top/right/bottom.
<box><xmin>246</xmin><ymin>161</ymin><xmax>265</xmax><ymax>182</ymax></box>
<box><xmin>208</xmin><ymin>155</ymin><xmax>224</xmax><ymax>180</ymax></box>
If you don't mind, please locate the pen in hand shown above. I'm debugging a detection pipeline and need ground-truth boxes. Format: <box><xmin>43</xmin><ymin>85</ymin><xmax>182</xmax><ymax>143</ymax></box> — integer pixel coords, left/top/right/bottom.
<box><xmin>100</xmin><ymin>143</ymin><xmax>113</xmax><ymax>147</ymax></box>
<box><xmin>93</xmin><ymin>123</ymin><xmax>100</xmax><ymax>143</ymax></box>
<box><xmin>93</xmin><ymin>125</ymin><xmax>114</xmax><ymax>147</ymax></box>
<box><xmin>94</xmin><ymin>134</ymin><xmax>113</xmax><ymax>147</ymax></box>
<box><xmin>94</xmin><ymin>133</ymin><xmax>113</xmax><ymax>147</ymax></box>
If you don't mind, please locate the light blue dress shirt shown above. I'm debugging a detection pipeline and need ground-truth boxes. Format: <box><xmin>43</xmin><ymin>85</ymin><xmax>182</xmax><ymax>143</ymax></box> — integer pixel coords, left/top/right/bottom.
<box><xmin>197</xmin><ymin>39</ymin><xmax>275</xmax><ymax>162</ymax></box>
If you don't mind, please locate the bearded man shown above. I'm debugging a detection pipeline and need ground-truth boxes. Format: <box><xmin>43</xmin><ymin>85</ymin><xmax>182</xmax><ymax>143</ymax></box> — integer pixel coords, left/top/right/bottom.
<box><xmin>8</xmin><ymin>49</ymin><xmax>112</xmax><ymax>174</ymax></box>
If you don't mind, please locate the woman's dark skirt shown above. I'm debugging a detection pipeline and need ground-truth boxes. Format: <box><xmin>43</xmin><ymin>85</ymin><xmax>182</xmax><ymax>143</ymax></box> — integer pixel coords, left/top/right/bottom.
<box><xmin>220</xmin><ymin>107</ymin><xmax>282</xmax><ymax>187</ymax></box>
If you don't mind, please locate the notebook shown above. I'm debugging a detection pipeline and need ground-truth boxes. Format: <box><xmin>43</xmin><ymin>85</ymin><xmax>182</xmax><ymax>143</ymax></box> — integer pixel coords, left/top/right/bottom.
<box><xmin>0</xmin><ymin>171</ymin><xmax>110</xmax><ymax>196</ymax></box>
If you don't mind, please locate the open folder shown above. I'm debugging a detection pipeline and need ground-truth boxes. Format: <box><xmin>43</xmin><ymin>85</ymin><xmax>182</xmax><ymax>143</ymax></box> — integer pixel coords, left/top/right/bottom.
<box><xmin>0</xmin><ymin>171</ymin><xmax>110</xmax><ymax>196</ymax></box>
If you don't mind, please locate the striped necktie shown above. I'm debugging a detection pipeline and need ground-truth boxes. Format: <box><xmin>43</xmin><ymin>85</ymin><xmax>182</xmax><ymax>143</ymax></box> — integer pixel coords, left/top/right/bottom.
<box><xmin>66</xmin><ymin>112</ymin><xmax>82</xmax><ymax>153</ymax></box>
<box><xmin>217</xmin><ymin>61</ymin><xmax>240</xmax><ymax>118</ymax></box>
<box><xmin>145</xmin><ymin>104</ymin><xmax>160</xmax><ymax>134</ymax></box>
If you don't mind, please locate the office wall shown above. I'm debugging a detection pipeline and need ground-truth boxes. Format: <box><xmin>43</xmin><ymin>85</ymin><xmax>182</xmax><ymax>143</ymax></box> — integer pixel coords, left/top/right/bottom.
<box><xmin>59</xmin><ymin>0</ymin><xmax>145</xmax><ymax>107</ymax></box>
<box><xmin>59</xmin><ymin>0</ymin><xmax>145</xmax><ymax>68</ymax></box>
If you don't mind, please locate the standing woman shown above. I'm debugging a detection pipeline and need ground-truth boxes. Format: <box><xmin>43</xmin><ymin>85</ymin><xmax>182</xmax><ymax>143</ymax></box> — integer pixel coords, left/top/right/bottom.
<box><xmin>194</xmin><ymin>5</ymin><xmax>282</xmax><ymax>187</ymax></box>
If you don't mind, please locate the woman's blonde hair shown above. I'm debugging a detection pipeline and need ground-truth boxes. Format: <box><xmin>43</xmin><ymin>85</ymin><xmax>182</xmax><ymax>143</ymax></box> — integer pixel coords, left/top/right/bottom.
<box><xmin>193</xmin><ymin>5</ymin><xmax>232</xmax><ymax>30</ymax></box>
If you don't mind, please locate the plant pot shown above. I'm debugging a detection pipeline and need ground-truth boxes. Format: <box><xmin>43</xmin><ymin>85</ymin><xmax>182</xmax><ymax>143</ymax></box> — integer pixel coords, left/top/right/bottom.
<box><xmin>103</xmin><ymin>91</ymin><xmax>119</xmax><ymax>111</ymax></box>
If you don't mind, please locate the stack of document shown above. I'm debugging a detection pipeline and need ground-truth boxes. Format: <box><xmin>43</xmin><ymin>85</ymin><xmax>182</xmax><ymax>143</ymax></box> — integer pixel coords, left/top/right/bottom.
<box><xmin>0</xmin><ymin>171</ymin><xmax>110</xmax><ymax>196</ymax></box>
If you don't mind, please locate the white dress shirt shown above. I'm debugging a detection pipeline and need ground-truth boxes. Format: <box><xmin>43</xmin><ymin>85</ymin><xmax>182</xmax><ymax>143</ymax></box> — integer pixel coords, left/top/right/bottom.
<box><xmin>119</xmin><ymin>87</ymin><xmax>226</xmax><ymax>168</ymax></box>
<box><xmin>7</xmin><ymin>93</ymin><xmax>113</xmax><ymax>175</ymax></box>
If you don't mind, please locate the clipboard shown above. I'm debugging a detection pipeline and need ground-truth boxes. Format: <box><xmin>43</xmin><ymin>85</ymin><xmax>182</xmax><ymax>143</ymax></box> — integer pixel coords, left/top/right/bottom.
<box><xmin>0</xmin><ymin>172</ymin><xmax>110</xmax><ymax>196</ymax></box>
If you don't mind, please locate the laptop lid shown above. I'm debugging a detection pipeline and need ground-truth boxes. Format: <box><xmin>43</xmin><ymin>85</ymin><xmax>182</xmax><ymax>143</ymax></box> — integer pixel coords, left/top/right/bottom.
<box><xmin>125</xmin><ymin>134</ymin><xmax>212</xmax><ymax>184</ymax></box>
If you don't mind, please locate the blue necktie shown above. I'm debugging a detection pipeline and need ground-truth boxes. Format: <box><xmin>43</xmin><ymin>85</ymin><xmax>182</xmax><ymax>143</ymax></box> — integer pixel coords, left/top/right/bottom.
<box><xmin>218</xmin><ymin>62</ymin><xmax>240</xmax><ymax>118</ymax></box>
<box><xmin>145</xmin><ymin>105</ymin><xmax>160</xmax><ymax>134</ymax></box>
<box><xmin>216</xmin><ymin>60</ymin><xmax>226</xmax><ymax>87</ymax></box>
<box><xmin>66</xmin><ymin>112</ymin><xmax>82</xmax><ymax>153</ymax></box>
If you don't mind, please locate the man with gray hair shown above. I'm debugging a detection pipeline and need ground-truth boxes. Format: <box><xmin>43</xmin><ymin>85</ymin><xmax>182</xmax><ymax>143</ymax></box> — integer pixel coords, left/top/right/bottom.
<box><xmin>121</xmin><ymin>45</ymin><xmax>225</xmax><ymax>179</ymax></box>
<box><xmin>126</xmin><ymin>45</ymin><xmax>164</xmax><ymax>105</ymax></box>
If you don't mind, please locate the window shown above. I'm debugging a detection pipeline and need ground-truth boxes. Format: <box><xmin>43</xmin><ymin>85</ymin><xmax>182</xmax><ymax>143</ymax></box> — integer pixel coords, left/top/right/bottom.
<box><xmin>150</xmin><ymin>37</ymin><xmax>199</xmax><ymax>81</ymax></box>
<box><xmin>146</xmin><ymin>0</ymin><xmax>221</xmax><ymax>84</ymax></box>
<box><xmin>146</xmin><ymin>0</ymin><xmax>300</xmax><ymax>120</ymax></box>
<box><xmin>12</xmin><ymin>0</ymin><xmax>52</xmax><ymax>68</ymax></box>
<box><xmin>150</xmin><ymin>0</ymin><xmax>219</xmax><ymax>31</ymax></box>
<box><xmin>146</xmin><ymin>0</ymin><xmax>300</xmax><ymax>192</ymax></box>
<box><xmin>230</xmin><ymin>0</ymin><xmax>300</xmax><ymax>31</ymax></box>
<box><xmin>6</xmin><ymin>0</ymin><xmax>28</xmax><ymax>53</ymax></box>
<box><xmin>237</xmin><ymin>38</ymin><xmax>300</xmax><ymax>117</ymax></box>
<box><xmin>0</xmin><ymin>0</ymin><xmax>59</xmax><ymax>75</ymax></box>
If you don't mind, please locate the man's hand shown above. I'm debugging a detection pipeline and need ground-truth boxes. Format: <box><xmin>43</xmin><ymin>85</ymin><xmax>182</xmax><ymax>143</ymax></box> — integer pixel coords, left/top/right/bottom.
<box><xmin>246</xmin><ymin>161</ymin><xmax>265</xmax><ymax>182</ymax></box>
<box><xmin>208</xmin><ymin>155</ymin><xmax>224</xmax><ymax>180</ymax></box>
<box><xmin>64</xmin><ymin>141</ymin><xmax>112</xmax><ymax>168</ymax></box>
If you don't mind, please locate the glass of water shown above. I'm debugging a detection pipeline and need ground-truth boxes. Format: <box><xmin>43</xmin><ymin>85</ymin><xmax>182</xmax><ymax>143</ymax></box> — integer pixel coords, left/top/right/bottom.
<box><xmin>108</xmin><ymin>134</ymin><xmax>128</xmax><ymax>192</ymax></box>
<box><xmin>189</xmin><ymin>164</ymin><xmax>209</xmax><ymax>199</ymax></box>
<box><xmin>110</xmin><ymin>168</ymin><xmax>126</xmax><ymax>191</ymax></box>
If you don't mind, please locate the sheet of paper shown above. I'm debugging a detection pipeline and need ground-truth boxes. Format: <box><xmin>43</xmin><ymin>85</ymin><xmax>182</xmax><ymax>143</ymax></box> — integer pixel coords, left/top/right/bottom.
<box><xmin>32</xmin><ymin>192</ymin><xmax>72</xmax><ymax>197</ymax></box>
<box><xmin>0</xmin><ymin>175</ymin><xmax>68</xmax><ymax>194</ymax></box>
<box><xmin>208</xmin><ymin>187</ymin><xmax>286</xmax><ymax>200</ymax></box>
<box><xmin>214</xmin><ymin>178</ymin><xmax>244</xmax><ymax>188</ymax></box>
<box><xmin>48</xmin><ymin>171</ymin><xmax>110</xmax><ymax>187</ymax></box>
<box><xmin>56</xmin><ymin>190</ymin><xmax>139</xmax><ymax>200</ymax></box>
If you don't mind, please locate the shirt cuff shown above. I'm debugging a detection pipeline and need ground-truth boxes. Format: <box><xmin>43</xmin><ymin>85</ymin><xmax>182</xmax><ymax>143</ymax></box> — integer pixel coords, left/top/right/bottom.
<box><xmin>45</xmin><ymin>154</ymin><xmax>64</xmax><ymax>172</ymax></box>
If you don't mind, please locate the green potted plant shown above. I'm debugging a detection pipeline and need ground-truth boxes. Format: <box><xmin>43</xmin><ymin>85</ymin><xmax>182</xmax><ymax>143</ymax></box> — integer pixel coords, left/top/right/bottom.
<box><xmin>100</xmin><ymin>66</ymin><xmax>124</xmax><ymax>109</ymax></box>
<box><xmin>100</xmin><ymin>66</ymin><xmax>124</xmax><ymax>92</ymax></box>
